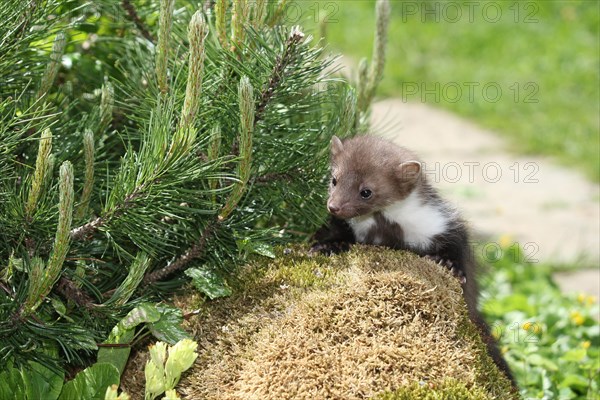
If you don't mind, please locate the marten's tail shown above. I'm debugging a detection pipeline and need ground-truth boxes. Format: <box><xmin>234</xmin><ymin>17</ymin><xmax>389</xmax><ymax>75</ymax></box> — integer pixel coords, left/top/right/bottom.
<box><xmin>470</xmin><ymin>310</ymin><xmax>518</xmax><ymax>389</ymax></box>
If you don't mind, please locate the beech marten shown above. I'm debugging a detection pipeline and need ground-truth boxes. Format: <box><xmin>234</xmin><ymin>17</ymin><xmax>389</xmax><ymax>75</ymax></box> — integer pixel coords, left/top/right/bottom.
<box><xmin>311</xmin><ymin>135</ymin><xmax>515</xmax><ymax>386</ymax></box>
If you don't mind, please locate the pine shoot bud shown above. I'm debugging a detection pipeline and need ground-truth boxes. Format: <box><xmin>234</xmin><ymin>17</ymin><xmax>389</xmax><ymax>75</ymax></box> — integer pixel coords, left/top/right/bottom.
<box><xmin>231</xmin><ymin>0</ymin><xmax>248</xmax><ymax>52</ymax></box>
<box><xmin>38</xmin><ymin>32</ymin><xmax>66</xmax><ymax>99</ymax></box>
<box><xmin>215</xmin><ymin>0</ymin><xmax>228</xmax><ymax>48</ymax></box>
<box><xmin>75</xmin><ymin>129</ymin><xmax>95</xmax><ymax>220</ymax></box>
<box><xmin>26</xmin><ymin>128</ymin><xmax>53</xmax><ymax>217</ymax></box>
<box><xmin>156</xmin><ymin>0</ymin><xmax>175</xmax><ymax>94</ymax></box>
<box><xmin>100</xmin><ymin>81</ymin><xmax>114</xmax><ymax>131</ymax></box>
<box><xmin>219</xmin><ymin>76</ymin><xmax>254</xmax><ymax>220</ymax></box>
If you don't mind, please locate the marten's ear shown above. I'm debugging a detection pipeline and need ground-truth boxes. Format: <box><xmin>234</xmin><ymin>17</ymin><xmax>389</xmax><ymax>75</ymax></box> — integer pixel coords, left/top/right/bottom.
<box><xmin>331</xmin><ymin>136</ymin><xmax>344</xmax><ymax>158</ymax></box>
<box><xmin>396</xmin><ymin>161</ymin><xmax>421</xmax><ymax>181</ymax></box>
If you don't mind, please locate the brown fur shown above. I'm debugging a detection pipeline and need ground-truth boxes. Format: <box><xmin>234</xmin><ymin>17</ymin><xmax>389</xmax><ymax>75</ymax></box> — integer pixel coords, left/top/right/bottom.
<box><xmin>328</xmin><ymin>135</ymin><xmax>422</xmax><ymax>218</ymax></box>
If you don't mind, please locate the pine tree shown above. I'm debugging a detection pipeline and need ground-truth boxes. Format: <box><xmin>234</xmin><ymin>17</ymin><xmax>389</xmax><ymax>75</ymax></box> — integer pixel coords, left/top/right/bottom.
<box><xmin>0</xmin><ymin>0</ymin><xmax>388</xmax><ymax>376</ymax></box>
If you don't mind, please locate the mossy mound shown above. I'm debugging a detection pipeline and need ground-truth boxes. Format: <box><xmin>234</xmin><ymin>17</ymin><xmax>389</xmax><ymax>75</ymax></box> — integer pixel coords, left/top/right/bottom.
<box><xmin>120</xmin><ymin>245</ymin><xmax>516</xmax><ymax>399</ymax></box>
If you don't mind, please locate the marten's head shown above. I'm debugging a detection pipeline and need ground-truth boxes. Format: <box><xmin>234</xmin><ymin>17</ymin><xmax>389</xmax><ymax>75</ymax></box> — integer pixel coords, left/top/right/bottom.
<box><xmin>327</xmin><ymin>135</ymin><xmax>422</xmax><ymax>219</ymax></box>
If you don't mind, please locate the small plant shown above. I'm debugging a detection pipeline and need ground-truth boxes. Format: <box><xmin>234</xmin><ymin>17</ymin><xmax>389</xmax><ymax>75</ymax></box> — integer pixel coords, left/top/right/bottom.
<box><xmin>479</xmin><ymin>240</ymin><xmax>599</xmax><ymax>399</ymax></box>
<box><xmin>144</xmin><ymin>339</ymin><xmax>198</xmax><ymax>400</ymax></box>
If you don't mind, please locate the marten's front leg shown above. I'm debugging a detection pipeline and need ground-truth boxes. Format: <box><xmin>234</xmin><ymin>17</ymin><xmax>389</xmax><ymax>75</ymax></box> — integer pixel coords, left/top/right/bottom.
<box><xmin>424</xmin><ymin>255</ymin><xmax>467</xmax><ymax>284</ymax></box>
<box><xmin>309</xmin><ymin>216</ymin><xmax>355</xmax><ymax>255</ymax></box>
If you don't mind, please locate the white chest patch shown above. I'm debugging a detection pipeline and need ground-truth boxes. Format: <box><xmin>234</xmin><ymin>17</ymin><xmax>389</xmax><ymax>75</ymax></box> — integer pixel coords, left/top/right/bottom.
<box><xmin>348</xmin><ymin>215</ymin><xmax>376</xmax><ymax>243</ymax></box>
<box><xmin>382</xmin><ymin>192</ymin><xmax>449</xmax><ymax>250</ymax></box>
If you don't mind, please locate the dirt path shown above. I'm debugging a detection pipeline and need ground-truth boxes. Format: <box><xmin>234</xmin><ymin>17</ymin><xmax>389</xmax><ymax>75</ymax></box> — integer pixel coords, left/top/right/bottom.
<box><xmin>369</xmin><ymin>99</ymin><xmax>599</xmax><ymax>296</ymax></box>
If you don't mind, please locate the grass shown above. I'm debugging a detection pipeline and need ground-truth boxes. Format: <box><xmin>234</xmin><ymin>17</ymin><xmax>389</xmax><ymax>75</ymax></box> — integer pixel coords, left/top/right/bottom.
<box><xmin>479</xmin><ymin>243</ymin><xmax>599</xmax><ymax>399</ymax></box>
<box><xmin>300</xmin><ymin>0</ymin><xmax>600</xmax><ymax>181</ymax></box>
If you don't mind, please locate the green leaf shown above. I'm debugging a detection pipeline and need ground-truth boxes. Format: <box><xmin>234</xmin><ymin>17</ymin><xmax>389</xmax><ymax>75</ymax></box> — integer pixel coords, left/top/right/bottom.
<box><xmin>164</xmin><ymin>339</ymin><xmax>198</xmax><ymax>390</ymax></box>
<box><xmin>97</xmin><ymin>320</ymin><xmax>137</xmax><ymax>378</ymax></box>
<box><xmin>58</xmin><ymin>363</ymin><xmax>120</xmax><ymax>400</ymax></box>
<box><xmin>122</xmin><ymin>303</ymin><xmax>162</xmax><ymax>329</ymax></box>
<box><xmin>185</xmin><ymin>267</ymin><xmax>232</xmax><ymax>300</ymax></box>
<box><xmin>561</xmin><ymin>348</ymin><xmax>587</xmax><ymax>362</ymax></box>
<box><xmin>24</xmin><ymin>362</ymin><xmax>64</xmax><ymax>400</ymax></box>
<box><xmin>236</xmin><ymin>237</ymin><xmax>276</xmax><ymax>259</ymax></box>
<box><xmin>249</xmin><ymin>242</ymin><xmax>276</xmax><ymax>259</ymax></box>
<box><xmin>0</xmin><ymin>364</ymin><xmax>25</xmax><ymax>399</ymax></box>
<box><xmin>557</xmin><ymin>387</ymin><xmax>577</xmax><ymax>399</ymax></box>
<box><xmin>559</xmin><ymin>373</ymin><xmax>590</xmax><ymax>390</ymax></box>
<box><xmin>526</xmin><ymin>354</ymin><xmax>558</xmax><ymax>371</ymax></box>
<box><xmin>147</xmin><ymin>304</ymin><xmax>191</xmax><ymax>344</ymax></box>
<box><xmin>0</xmin><ymin>361</ymin><xmax>64</xmax><ymax>400</ymax></box>
<box><xmin>51</xmin><ymin>297</ymin><xmax>75</xmax><ymax>322</ymax></box>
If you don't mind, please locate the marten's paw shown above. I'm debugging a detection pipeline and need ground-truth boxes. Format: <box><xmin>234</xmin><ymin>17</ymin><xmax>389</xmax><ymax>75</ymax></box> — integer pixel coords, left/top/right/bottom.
<box><xmin>424</xmin><ymin>255</ymin><xmax>467</xmax><ymax>284</ymax></box>
<box><xmin>308</xmin><ymin>242</ymin><xmax>351</xmax><ymax>256</ymax></box>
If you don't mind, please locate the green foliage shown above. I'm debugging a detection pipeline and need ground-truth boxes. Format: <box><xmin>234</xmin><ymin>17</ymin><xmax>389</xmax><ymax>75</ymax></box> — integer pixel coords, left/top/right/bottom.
<box><xmin>0</xmin><ymin>303</ymin><xmax>194</xmax><ymax>399</ymax></box>
<box><xmin>0</xmin><ymin>358</ymin><xmax>64</xmax><ymax>400</ymax></box>
<box><xmin>144</xmin><ymin>339</ymin><xmax>198</xmax><ymax>400</ymax></box>
<box><xmin>2</xmin><ymin>0</ymin><xmax>378</xmax><ymax>382</ymax></box>
<box><xmin>479</xmin><ymin>243</ymin><xmax>599</xmax><ymax>399</ymax></box>
<box><xmin>374</xmin><ymin>379</ymin><xmax>490</xmax><ymax>399</ymax></box>
<box><xmin>184</xmin><ymin>267</ymin><xmax>232</xmax><ymax>299</ymax></box>
<box><xmin>59</xmin><ymin>363</ymin><xmax>121</xmax><ymax>400</ymax></box>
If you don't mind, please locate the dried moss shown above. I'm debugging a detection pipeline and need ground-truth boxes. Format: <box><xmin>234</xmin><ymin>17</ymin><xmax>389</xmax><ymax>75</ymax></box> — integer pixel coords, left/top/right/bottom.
<box><xmin>119</xmin><ymin>245</ymin><xmax>517</xmax><ymax>399</ymax></box>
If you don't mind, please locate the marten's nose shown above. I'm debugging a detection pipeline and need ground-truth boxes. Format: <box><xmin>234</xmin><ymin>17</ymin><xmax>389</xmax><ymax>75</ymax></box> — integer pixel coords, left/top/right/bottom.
<box><xmin>328</xmin><ymin>204</ymin><xmax>340</xmax><ymax>214</ymax></box>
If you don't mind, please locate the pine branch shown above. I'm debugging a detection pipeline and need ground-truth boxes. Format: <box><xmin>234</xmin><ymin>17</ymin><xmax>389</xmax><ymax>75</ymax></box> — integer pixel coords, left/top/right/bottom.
<box><xmin>356</xmin><ymin>0</ymin><xmax>390</xmax><ymax>125</ymax></box>
<box><xmin>99</xmin><ymin>81</ymin><xmax>114</xmax><ymax>133</ymax></box>
<box><xmin>179</xmin><ymin>11</ymin><xmax>208</xmax><ymax>132</ymax></box>
<box><xmin>368</xmin><ymin>0</ymin><xmax>390</xmax><ymax>96</ymax></box>
<box><xmin>105</xmin><ymin>252</ymin><xmax>151</xmax><ymax>306</ymax></box>
<box><xmin>142</xmin><ymin>221</ymin><xmax>216</xmax><ymax>285</ymax></box>
<box><xmin>143</xmin><ymin>75</ymin><xmax>254</xmax><ymax>286</ymax></box>
<box><xmin>254</xmin><ymin>172</ymin><xmax>294</xmax><ymax>184</ymax></box>
<box><xmin>70</xmin><ymin>178</ymin><xmax>156</xmax><ymax>241</ymax></box>
<box><xmin>70</xmin><ymin>216</ymin><xmax>104</xmax><ymax>241</ymax></box>
<box><xmin>55</xmin><ymin>276</ymin><xmax>95</xmax><ymax>308</ymax></box>
<box><xmin>121</xmin><ymin>0</ymin><xmax>155</xmax><ymax>43</ymax></box>
<box><xmin>255</xmin><ymin>26</ymin><xmax>305</xmax><ymax>124</ymax></box>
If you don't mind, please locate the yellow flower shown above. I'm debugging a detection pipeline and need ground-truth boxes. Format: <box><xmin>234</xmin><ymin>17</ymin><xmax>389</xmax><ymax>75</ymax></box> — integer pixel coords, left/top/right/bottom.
<box><xmin>570</xmin><ymin>311</ymin><xmax>585</xmax><ymax>326</ymax></box>
<box><xmin>577</xmin><ymin>294</ymin><xmax>597</xmax><ymax>306</ymax></box>
<box><xmin>522</xmin><ymin>321</ymin><xmax>541</xmax><ymax>334</ymax></box>
<box><xmin>587</xmin><ymin>296</ymin><xmax>597</xmax><ymax>306</ymax></box>
<box><xmin>491</xmin><ymin>329</ymin><xmax>501</xmax><ymax>340</ymax></box>
<box><xmin>498</xmin><ymin>234</ymin><xmax>513</xmax><ymax>249</ymax></box>
<box><xmin>582</xmin><ymin>341</ymin><xmax>591</xmax><ymax>349</ymax></box>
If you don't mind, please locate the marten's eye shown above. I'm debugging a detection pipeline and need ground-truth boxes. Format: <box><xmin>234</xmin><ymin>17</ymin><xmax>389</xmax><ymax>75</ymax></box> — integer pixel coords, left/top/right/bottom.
<box><xmin>360</xmin><ymin>189</ymin><xmax>372</xmax><ymax>199</ymax></box>
<box><xmin>331</xmin><ymin>177</ymin><xmax>337</xmax><ymax>186</ymax></box>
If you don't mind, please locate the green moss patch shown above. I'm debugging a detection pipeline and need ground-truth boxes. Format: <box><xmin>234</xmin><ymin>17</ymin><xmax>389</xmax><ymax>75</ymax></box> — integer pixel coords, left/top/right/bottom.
<box><xmin>120</xmin><ymin>245</ymin><xmax>516</xmax><ymax>399</ymax></box>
